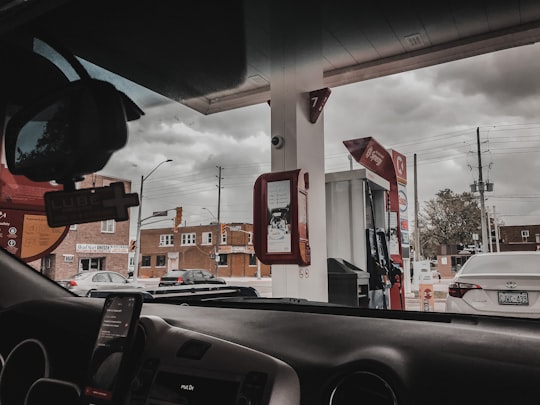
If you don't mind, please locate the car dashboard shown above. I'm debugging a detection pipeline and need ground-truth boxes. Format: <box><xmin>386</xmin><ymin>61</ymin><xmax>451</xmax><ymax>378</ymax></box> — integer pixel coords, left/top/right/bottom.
<box><xmin>1</xmin><ymin>297</ymin><xmax>540</xmax><ymax>405</ymax></box>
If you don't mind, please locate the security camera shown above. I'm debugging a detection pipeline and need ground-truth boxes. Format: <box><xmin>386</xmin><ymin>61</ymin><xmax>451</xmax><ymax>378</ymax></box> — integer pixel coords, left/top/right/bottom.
<box><xmin>271</xmin><ymin>135</ymin><xmax>284</xmax><ymax>149</ymax></box>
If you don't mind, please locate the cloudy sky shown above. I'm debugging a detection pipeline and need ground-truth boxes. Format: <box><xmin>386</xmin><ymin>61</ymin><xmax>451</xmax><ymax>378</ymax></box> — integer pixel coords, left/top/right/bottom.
<box><xmin>99</xmin><ymin>41</ymin><xmax>540</xmax><ymax>234</ymax></box>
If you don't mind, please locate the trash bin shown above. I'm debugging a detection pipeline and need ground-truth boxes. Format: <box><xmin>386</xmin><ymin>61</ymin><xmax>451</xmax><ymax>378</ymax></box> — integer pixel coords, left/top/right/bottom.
<box><xmin>327</xmin><ymin>258</ymin><xmax>370</xmax><ymax>307</ymax></box>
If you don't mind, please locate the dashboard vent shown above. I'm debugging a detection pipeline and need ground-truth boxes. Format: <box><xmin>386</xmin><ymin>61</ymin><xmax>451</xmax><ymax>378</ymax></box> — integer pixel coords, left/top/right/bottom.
<box><xmin>329</xmin><ymin>371</ymin><xmax>397</xmax><ymax>405</ymax></box>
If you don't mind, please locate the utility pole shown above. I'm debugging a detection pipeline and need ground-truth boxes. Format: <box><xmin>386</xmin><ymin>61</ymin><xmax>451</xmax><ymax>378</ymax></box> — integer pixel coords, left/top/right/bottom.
<box><xmin>470</xmin><ymin>128</ymin><xmax>494</xmax><ymax>252</ymax></box>
<box><xmin>476</xmin><ymin>127</ymin><xmax>488</xmax><ymax>252</ymax></box>
<box><xmin>217</xmin><ymin>165</ymin><xmax>222</xmax><ymax>224</ymax></box>
<box><xmin>215</xmin><ymin>165</ymin><xmax>223</xmax><ymax>276</ymax></box>
<box><xmin>414</xmin><ymin>153</ymin><xmax>420</xmax><ymax>261</ymax></box>
<box><xmin>487</xmin><ymin>208</ymin><xmax>493</xmax><ymax>253</ymax></box>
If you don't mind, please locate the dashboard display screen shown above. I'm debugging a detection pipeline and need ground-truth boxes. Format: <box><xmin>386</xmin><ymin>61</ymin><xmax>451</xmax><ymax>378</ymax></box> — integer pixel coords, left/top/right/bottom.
<box><xmin>85</xmin><ymin>294</ymin><xmax>142</xmax><ymax>404</ymax></box>
<box><xmin>150</xmin><ymin>372</ymin><xmax>239</xmax><ymax>405</ymax></box>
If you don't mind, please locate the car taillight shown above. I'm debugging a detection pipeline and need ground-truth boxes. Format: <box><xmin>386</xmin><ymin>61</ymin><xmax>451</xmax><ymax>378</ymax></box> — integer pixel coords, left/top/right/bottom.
<box><xmin>448</xmin><ymin>282</ymin><xmax>482</xmax><ymax>298</ymax></box>
<box><xmin>177</xmin><ymin>277</ymin><xmax>183</xmax><ymax>283</ymax></box>
<box><xmin>68</xmin><ymin>280</ymin><xmax>78</xmax><ymax>287</ymax></box>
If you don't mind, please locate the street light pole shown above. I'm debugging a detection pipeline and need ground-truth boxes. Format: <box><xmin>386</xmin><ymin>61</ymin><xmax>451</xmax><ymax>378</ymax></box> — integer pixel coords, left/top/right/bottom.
<box><xmin>133</xmin><ymin>159</ymin><xmax>172</xmax><ymax>282</ymax></box>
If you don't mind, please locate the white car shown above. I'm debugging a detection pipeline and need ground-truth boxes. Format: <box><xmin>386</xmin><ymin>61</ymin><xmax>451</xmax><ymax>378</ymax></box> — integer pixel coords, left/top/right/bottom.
<box><xmin>59</xmin><ymin>271</ymin><xmax>144</xmax><ymax>296</ymax></box>
<box><xmin>446</xmin><ymin>252</ymin><xmax>540</xmax><ymax>318</ymax></box>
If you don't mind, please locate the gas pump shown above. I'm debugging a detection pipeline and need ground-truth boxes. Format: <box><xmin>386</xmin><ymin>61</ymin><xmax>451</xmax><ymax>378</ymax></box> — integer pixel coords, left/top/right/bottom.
<box><xmin>365</xmin><ymin>177</ymin><xmax>406</xmax><ymax>310</ymax></box>
<box><xmin>365</xmin><ymin>179</ymin><xmax>391</xmax><ymax>309</ymax></box>
<box><xmin>365</xmin><ymin>228</ymin><xmax>405</xmax><ymax>310</ymax></box>
<box><xmin>366</xmin><ymin>228</ymin><xmax>390</xmax><ymax>309</ymax></box>
<box><xmin>342</xmin><ymin>137</ymin><xmax>409</xmax><ymax>310</ymax></box>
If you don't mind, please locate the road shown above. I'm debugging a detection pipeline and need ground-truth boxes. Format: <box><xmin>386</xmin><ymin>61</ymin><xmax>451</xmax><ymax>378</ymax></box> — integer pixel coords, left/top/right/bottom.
<box><xmin>138</xmin><ymin>276</ymin><xmax>450</xmax><ymax>312</ymax></box>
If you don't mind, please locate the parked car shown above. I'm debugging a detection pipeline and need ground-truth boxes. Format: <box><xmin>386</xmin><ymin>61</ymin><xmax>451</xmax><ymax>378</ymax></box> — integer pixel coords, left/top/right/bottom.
<box><xmin>59</xmin><ymin>271</ymin><xmax>144</xmax><ymax>296</ymax></box>
<box><xmin>446</xmin><ymin>252</ymin><xmax>540</xmax><ymax>318</ymax></box>
<box><xmin>159</xmin><ymin>269</ymin><xmax>227</xmax><ymax>287</ymax></box>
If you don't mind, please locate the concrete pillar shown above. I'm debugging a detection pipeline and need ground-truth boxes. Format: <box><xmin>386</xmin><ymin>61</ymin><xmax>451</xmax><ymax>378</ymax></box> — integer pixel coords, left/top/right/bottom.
<box><xmin>269</xmin><ymin>2</ymin><xmax>327</xmax><ymax>301</ymax></box>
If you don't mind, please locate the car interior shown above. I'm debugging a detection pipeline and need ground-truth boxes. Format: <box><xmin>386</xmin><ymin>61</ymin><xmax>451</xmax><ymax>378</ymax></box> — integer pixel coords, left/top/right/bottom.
<box><xmin>1</xmin><ymin>1</ymin><xmax>540</xmax><ymax>405</ymax></box>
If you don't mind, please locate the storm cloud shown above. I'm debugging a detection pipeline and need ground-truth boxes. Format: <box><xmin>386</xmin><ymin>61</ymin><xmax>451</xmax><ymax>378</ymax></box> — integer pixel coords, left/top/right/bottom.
<box><xmin>100</xmin><ymin>41</ymin><xmax>540</xmax><ymax>230</ymax></box>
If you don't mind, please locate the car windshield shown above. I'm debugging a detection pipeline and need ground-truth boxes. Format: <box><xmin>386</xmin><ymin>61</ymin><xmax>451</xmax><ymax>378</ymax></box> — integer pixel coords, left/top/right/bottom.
<box><xmin>2</xmin><ymin>14</ymin><xmax>540</xmax><ymax>312</ymax></box>
<box><xmin>460</xmin><ymin>254</ymin><xmax>540</xmax><ymax>275</ymax></box>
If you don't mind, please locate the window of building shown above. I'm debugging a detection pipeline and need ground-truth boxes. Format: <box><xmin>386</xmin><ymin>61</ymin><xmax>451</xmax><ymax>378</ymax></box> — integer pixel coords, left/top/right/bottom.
<box><xmin>63</xmin><ymin>254</ymin><xmax>74</xmax><ymax>263</ymax></box>
<box><xmin>101</xmin><ymin>219</ymin><xmax>115</xmax><ymax>233</ymax></box>
<box><xmin>156</xmin><ymin>255</ymin><xmax>166</xmax><ymax>267</ymax></box>
<box><xmin>69</xmin><ymin>224</ymin><xmax>77</xmax><ymax>231</ymax></box>
<box><xmin>160</xmin><ymin>234</ymin><xmax>174</xmax><ymax>246</ymax></box>
<box><xmin>522</xmin><ymin>230</ymin><xmax>530</xmax><ymax>242</ymax></box>
<box><xmin>181</xmin><ymin>233</ymin><xmax>196</xmax><ymax>246</ymax></box>
<box><xmin>79</xmin><ymin>257</ymin><xmax>104</xmax><ymax>271</ymax></box>
<box><xmin>221</xmin><ymin>232</ymin><xmax>227</xmax><ymax>244</ymax></box>
<box><xmin>142</xmin><ymin>256</ymin><xmax>151</xmax><ymax>267</ymax></box>
<box><xmin>218</xmin><ymin>253</ymin><xmax>228</xmax><ymax>266</ymax></box>
<box><xmin>202</xmin><ymin>232</ymin><xmax>213</xmax><ymax>245</ymax></box>
<box><xmin>248</xmin><ymin>232</ymin><xmax>253</xmax><ymax>245</ymax></box>
<box><xmin>249</xmin><ymin>253</ymin><xmax>257</xmax><ymax>266</ymax></box>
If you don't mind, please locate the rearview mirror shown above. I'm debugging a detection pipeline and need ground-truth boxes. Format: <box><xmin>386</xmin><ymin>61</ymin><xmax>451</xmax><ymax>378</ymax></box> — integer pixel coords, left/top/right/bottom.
<box><xmin>5</xmin><ymin>79</ymin><xmax>131</xmax><ymax>186</ymax></box>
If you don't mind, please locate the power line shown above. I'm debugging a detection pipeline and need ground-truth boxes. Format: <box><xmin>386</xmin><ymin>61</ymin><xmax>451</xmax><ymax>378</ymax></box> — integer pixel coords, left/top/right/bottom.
<box><xmin>493</xmin><ymin>195</ymin><xmax>540</xmax><ymax>198</ymax></box>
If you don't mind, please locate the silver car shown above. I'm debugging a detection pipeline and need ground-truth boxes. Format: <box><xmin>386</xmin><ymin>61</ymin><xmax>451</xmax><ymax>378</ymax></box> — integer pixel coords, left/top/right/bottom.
<box><xmin>59</xmin><ymin>271</ymin><xmax>144</xmax><ymax>296</ymax></box>
<box><xmin>446</xmin><ymin>252</ymin><xmax>540</xmax><ymax>318</ymax></box>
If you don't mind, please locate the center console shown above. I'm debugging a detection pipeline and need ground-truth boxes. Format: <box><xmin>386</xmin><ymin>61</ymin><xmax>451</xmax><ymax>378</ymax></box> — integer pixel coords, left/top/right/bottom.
<box><xmin>129</xmin><ymin>316</ymin><xmax>300</xmax><ymax>405</ymax></box>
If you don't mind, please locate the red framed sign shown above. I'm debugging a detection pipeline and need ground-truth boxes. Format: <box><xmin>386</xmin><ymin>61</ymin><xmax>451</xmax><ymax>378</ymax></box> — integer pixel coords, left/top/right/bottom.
<box><xmin>253</xmin><ymin>169</ymin><xmax>310</xmax><ymax>266</ymax></box>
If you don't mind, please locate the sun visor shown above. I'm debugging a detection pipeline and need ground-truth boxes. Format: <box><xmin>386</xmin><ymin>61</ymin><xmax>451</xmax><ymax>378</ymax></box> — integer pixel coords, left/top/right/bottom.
<box><xmin>0</xmin><ymin>44</ymin><xmax>69</xmax><ymax>109</ymax></box>
<box><xmin>30</xmin><ymin>0</ymin><xmax>247</xmax><ymax>101</ymax></box>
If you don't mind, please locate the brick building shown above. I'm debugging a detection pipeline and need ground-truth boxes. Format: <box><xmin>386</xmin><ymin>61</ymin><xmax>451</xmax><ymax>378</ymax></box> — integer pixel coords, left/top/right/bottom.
<box><xmin>137</xmin><ymin>223</ymin><xmax>270</xmax><ymax>278</ymax></box>
<box><xmin>436</xmin><ymin>244</ymin><xmax>472</xmax><ymax>277</ymax></box>
<box><xmin>435</xmin><ymin>225</ymin><xmax>540</xmax><ymax>276</ymax></box>
<box><xmin>498</xmin><ymin>224</ymin><xmax>540</xmax><ymax>251</ymax></box>
<box><xmin>28</xmin><ymin>174</ymin><xmax>133</xmax><ymax>280</ymax></box>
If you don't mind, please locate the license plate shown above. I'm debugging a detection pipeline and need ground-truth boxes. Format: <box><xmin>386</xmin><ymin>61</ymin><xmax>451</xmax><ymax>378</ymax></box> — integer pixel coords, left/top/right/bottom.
<box><xmin>498</xmin><ymin>291</ymin><xmax>529</xmax><ymax>305</ymax></box>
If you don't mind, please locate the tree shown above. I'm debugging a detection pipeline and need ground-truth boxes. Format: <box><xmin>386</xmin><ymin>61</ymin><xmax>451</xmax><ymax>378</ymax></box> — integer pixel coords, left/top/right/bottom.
<box><xmin>417</xmin><ymin>188</ymin><xmax>481</xmax><ymax>258</ymax></box>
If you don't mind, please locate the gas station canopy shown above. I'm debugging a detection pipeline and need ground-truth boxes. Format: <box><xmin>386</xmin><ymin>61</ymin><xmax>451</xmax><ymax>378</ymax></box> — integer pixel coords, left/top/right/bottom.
<box><xmin>4</xmin><ymin>1</ymin><xmax>540</xmax><ymax>114</ymax></box>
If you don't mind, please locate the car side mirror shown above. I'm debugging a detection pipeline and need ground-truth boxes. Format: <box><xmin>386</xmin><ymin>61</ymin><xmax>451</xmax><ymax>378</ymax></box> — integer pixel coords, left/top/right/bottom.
<box><xmin>5</xmin><ymin>79</ymin><xmax>133</xmax><ymax>188</ymax></box>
